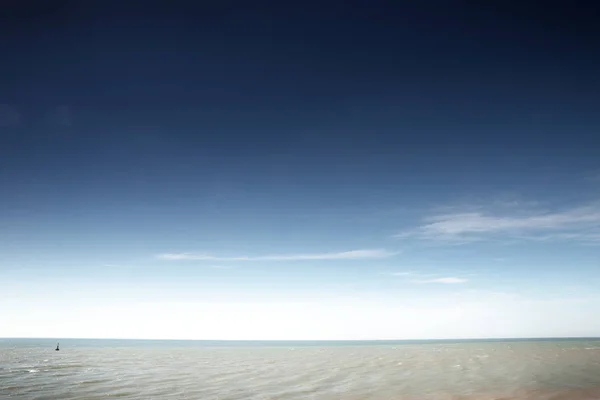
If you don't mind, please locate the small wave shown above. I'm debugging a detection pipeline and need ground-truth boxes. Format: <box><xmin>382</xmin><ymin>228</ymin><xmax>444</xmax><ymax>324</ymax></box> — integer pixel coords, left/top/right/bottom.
<box><xmin>46</xmin><ymin>363</ymin><xmax>86</xmax><ymax>370</ymax></box>
<box><xmin>3</xmin><ymin>341</ymin><xmax>600</xmax><ymax>399</ymax></box>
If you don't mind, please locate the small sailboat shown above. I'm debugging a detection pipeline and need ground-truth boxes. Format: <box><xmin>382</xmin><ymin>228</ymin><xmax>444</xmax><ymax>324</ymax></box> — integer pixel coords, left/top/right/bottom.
<box><xmin>55</xmin><ymin>342</ymin><xmax>60</xmax><ymax>351</ymax></box>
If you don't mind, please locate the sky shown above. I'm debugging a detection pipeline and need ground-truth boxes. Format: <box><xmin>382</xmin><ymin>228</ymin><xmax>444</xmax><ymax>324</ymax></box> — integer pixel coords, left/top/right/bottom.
<box><xmin>1</xmin><ymin>1</ymin><xmax>600</xmax><ymax>340</ymax></box>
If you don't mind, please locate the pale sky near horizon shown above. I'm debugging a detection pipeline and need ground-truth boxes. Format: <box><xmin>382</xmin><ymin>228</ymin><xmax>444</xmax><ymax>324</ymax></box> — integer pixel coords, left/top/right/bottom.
<box><xmin>2</xmin><ymin>2</ymin><xmax>600</xmax><ymax>340</ymax></box>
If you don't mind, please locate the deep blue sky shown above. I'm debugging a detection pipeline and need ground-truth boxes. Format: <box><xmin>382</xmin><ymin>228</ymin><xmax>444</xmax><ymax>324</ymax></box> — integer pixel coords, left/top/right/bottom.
<box><xmin>1</xmin><ymin>1</ymin><xmax>600</xmax><ymax>339</ymax></box>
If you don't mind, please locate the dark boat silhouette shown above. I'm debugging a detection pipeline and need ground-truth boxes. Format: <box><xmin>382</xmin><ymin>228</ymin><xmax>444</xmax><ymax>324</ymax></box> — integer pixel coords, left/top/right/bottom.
<box><xmin>55</xmin><ymin>342</ymin><xmax>59</xmax><ymax>351</ymax></box>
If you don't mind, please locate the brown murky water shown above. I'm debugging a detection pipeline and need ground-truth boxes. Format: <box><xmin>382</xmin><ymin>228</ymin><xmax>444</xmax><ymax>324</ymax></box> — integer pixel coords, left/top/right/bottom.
<box><xmin>1</xmin><ymin>339</ymin><xmax>600</xmax><ymax>399</ymax></box>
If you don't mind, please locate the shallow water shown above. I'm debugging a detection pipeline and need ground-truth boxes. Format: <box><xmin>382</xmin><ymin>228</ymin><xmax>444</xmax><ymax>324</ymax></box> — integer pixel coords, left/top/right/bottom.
<box><xmin>1</xmin><ymin>339</ymin><xmax>600</xmax><ymax>399</ymax></box>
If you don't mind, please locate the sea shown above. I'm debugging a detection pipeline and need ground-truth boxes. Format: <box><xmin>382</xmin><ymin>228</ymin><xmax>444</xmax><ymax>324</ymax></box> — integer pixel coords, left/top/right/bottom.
<box><xmin>1</xmin><ymin>338</ymin><xmax>600</xmax><ymax>399</ymax></box>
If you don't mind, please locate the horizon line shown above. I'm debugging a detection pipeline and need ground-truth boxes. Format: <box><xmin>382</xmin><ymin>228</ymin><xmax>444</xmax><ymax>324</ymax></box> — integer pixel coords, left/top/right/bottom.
<box><xmin>2</xmin><ymin>336</ymin><xmax>599</xmax><ymax>342</ymax></box>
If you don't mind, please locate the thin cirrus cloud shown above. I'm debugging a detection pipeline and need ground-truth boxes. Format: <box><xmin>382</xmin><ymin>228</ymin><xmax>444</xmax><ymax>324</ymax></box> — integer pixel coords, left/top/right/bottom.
<box><xmin>389</xmin><ymin>272</ymin><xmax>468</xmax><ymax>284</ymax></box>
<box><xmin>389</xmin><ymin>271</ymin><xmax>415</xmax><ymax>276</ymax></box>
<box><xmin>413</xmin><ymin>277</ymin><xmax>468</xmax><ymax>284</ymax></box>
<box><xmin>395</xmin><ymin>202</ymin><xmax>600</xmax><ymax>244</ymax></box>
<box><xmin>157</xmin><ymin>249</ymin><xmax>397</xmax><ymax>262</ymax></box>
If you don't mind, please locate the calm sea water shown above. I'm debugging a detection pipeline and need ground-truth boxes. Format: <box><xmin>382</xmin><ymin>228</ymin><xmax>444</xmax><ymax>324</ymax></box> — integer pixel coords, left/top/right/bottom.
<box><xmin>2</xmin><ymin>338</ymin><xmax>600</xmax><ymax>399</ymax></box>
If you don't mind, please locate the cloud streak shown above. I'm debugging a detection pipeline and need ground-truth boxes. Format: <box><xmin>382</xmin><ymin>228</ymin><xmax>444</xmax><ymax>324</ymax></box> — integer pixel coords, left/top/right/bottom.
<box><xmin>157</xmin><ymin>249</ymin><xmax>397</xmax><ymax>262</ymax></box>
<box><xmin>389</xmin><ymin>271</ymin><xmax>415</xmax><ymax>277</ymax></box>
<box><xmin>389</xmin><ymin>271</ymin><xmax>468</xmax><ymax>284</ymax></box>
<box><xmin>412</xmin><ymin>277</ymin><xmax>468</xmax><ymax>284</ymax></box>
<box><xmin>396</xmin><ymin>203</ymin><xmax>600</xmax><ymax>244</ymax></box>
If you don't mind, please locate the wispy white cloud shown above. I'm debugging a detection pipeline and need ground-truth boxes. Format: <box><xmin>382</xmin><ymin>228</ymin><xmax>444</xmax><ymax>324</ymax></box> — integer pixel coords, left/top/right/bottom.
<box><xmin>388</xmin><ymin>271</ymin><xmax>469</xmax><ymax>284</ymax></box>
<box><xmin>396</xmin><ymin>202</ymin><xmax>600</xmax><ymax>244</ymax></box>
<box><xmin>412</xmin><ymin>277</ymin><xmax>468</xmax><ymax>284</ymax></box>
<box><xmin>389</xmin><ymin>271</ymin><xmax>415</xmax><ymax>277</ymax></box>
<box><xmin>157</xmin><ymin>249</ymin><xmax>397</xmax><ymax>262</ymax></box>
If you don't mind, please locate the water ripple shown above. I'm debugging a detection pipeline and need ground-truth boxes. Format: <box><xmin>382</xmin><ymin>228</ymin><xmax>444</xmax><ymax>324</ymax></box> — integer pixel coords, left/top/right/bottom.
<box><xmin>1</xmin><ymin>340</ymin><xmax>600</xmax><ymax>399</ymax></box>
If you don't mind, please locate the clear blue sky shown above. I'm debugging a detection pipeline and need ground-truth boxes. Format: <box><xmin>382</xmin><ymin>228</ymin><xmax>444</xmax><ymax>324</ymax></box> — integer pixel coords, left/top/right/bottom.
<box><xmin>1</xmin><ymin>2</ymin><xmax>600</xmax><ymax>340</ymax></box>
